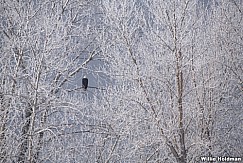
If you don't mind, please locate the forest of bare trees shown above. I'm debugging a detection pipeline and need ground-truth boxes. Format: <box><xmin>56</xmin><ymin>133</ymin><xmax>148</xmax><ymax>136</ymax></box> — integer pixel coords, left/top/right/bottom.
<box><xmin>0</xmin><ymin>0</ymin><xmax>242</xmax><ymax>162</ymax></box>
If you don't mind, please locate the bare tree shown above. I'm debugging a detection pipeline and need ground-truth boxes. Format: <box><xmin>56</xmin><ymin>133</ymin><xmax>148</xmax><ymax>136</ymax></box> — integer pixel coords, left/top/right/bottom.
<box><xmin>0</xmin><ymin>0</ymin><xmax>105</xmax><ymax>162</ymax></box>
<box><xmin>100</xmin><ymin>0</ymin><xmax>243</xmax><ymax>162</ymax></box>
<box><xmin>0</xmin><ymin>0</ymin><xmax>242</xmax><ymax>162</ymax></box>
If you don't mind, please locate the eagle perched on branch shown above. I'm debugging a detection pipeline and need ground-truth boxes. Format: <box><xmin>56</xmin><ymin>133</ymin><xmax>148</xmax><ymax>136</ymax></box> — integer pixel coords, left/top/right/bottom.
<box><xmin>82</xmin><ymin>76</ymin><xmax>88</xmax><ymax>90</ymax></box>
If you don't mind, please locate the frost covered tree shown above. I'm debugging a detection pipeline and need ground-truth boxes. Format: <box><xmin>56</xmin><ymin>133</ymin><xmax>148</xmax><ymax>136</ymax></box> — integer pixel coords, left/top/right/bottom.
<box><xmin>210</xmin><ymin>0</ymin><xmax>243</xmax><ymax>158</ymax></box>
<box><xmin>0</xmin><ymin>0</ymin><xmax>242</xmax><ymax>162</ymax></box>
<box><xmin>100</xmin><ymin>0</ymin><xmax>243</xmax><ymax>162</ymax></box>
<box><xmin>0</xmin><ymin>0</ymin><xmax>106</xmax><ymax>162</ymax></box>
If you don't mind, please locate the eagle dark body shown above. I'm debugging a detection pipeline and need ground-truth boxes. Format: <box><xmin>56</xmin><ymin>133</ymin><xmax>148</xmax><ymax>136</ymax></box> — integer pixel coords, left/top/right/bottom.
<box><xmin>82</xmin><ymin>76</ymin><xmax>88</xmax><ymax>90</ymax></box>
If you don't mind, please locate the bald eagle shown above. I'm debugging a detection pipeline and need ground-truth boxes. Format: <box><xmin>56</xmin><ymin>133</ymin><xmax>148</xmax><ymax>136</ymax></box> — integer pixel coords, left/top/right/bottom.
<box><xmin>82</xmin><ymin>76</ymin><xmax>88</xmax><ymax>90</ymax></box>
